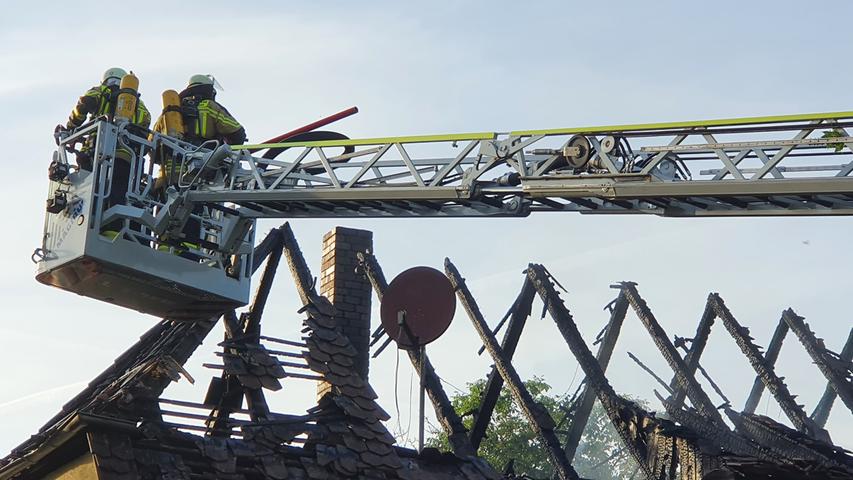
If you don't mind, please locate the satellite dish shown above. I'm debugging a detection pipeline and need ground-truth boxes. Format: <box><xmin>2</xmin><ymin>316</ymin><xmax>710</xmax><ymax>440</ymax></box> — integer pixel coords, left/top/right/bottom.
<box><xmin>380</xmin><ymin>266</ymin><xmax>456</xmax><ymax>349</ymax></box>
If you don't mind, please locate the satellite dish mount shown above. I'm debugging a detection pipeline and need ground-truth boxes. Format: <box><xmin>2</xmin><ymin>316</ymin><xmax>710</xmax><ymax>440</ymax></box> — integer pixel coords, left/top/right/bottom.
<box><xmin>380</xmin><ymin>266</ymin><xmax>456</xmax><ymax>451</ymax></box>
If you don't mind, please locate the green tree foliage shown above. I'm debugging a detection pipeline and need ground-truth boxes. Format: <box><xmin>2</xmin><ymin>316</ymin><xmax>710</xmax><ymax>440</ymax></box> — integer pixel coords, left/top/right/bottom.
<box><xmin>821</xmin><ymin>128</ymin><xmax>847</xmax><ymax>152</ymax></box>
<box><xmin>427</xmin><ymin>377</ymin><xmax>642</xmax><ymax>479</ymax></box>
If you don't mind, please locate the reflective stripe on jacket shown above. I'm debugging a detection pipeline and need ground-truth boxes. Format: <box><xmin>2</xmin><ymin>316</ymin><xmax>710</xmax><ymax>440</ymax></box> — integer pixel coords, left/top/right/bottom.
<box><xmin>67</xmin><ymin>85</ymin><xmax>151</xmax><ymax>129</ymax></box>
<box><xmin>183</xmin><ymin>98</ymin><xmax>246</xmax><ymax>145</ymax></box>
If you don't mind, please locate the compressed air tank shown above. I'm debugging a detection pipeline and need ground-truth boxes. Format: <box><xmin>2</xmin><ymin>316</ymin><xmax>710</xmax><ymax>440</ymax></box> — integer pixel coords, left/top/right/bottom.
<box><xmin>161</xmin><ymin>89</ymin><xmax>185</xmax><ymax>138</ymax></box>
<box><xmin>113</xmin><ymin>72</ymin><xmax>139</xmax><ymax>122</ymax></box>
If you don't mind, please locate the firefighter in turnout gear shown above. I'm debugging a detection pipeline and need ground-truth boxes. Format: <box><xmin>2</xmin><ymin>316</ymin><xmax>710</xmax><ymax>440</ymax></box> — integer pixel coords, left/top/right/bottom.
<box><xmin>179</xmin><ymin>74</ymin><xmax>246</xmax><ymax>147</ymax></box>
<box><xmin>152</xmin><ymin>74</ymin><xmax>246</xmax><ymax>189</ymax></box>
<box><xmin>65</xmin><ymin>67</ymin><xmax>152</xmax><ymax>170</ymax></box>
<box><xmin>63</xmin><ymin>68</ymin><xmax>151</xmax><ymax>238</ymax></box>
<box><xmin>151</xmin><ymin>75</ymin><xmax>245</xmax><ymax>257</ymax></box>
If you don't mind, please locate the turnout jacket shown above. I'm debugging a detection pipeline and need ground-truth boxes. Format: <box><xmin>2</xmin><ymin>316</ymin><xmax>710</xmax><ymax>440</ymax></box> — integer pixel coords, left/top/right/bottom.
<box><xmin>67</xmin><ymin>84</ymin><xmax>151</xmax><ymax>129</ymax></box>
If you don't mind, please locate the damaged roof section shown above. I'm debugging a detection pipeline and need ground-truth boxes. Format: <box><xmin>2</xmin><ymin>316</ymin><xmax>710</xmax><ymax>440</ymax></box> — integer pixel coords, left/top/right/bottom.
<box><xmin>359</xmin><ymin>247</ymin><xmax>852</xmax><ymax>479</ymax></box>
<box><xmin>0</xmin><ymin>224</ymin><xmax>501</xmax><ymax>480</ymax></box>
<box><xmin>2</xmin><ymin>222</ymin><xmax>852</xmax><ymax>480</ymax></box>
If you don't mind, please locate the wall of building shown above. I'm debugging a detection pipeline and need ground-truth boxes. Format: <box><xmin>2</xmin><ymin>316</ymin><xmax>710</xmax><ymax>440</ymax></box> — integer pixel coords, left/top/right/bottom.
<box><xmin>43</xmin><ymin>454</ymin><xmax>97</xmax><ymax>480</ymax></box>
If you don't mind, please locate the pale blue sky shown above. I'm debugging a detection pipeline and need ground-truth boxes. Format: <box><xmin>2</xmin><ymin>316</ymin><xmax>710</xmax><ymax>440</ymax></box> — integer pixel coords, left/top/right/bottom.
<box><xmin>1</xmin><ymin>0</ymin><xmax>851</xmax><ymax>455</ymax></box>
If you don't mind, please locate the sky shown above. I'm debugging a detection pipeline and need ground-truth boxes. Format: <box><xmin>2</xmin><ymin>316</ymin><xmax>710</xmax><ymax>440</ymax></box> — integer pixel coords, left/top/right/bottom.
<box><xmin>1</xmin><ymin>0</ymin><xmax>852</xmax><ymax>457</ymax></box>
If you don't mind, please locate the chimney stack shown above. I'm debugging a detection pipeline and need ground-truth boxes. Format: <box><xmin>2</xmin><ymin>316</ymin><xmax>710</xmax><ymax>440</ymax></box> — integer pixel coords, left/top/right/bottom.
<box><xmin>319</xmin><ymin>227</ymin><xmax>373</xmax><ymax>379</ymax></box>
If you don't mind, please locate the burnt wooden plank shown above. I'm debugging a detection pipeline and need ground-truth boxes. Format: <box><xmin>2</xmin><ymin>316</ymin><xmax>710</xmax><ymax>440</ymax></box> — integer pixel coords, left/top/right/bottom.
<box><xmin>563</xmin><ymin>292</ymin><xmax>628</xmax><ymax>462</ymax></box>
<box><xmin>470</xmin><ymin>279</ymin><xmax>536</xmax><ymax>451</ymax></box>
<box><xmin>447</xmin><ymin>259</ymin><xmax>579</xmax><ymax>480</ymax></box>
<box><xmin>526</xmin><ymin>265</ymin><xmax>654</xmax><ymax>479</ymax></box>
<box><xmin>811</xmin><ymin>328</ymin><xmax>853</xmax><ymax>427</ymax></box>
<box><xmin>282</xmin><ymin>222</ymin><xmax>318</xmax><ymax>302</ymax></box>
<box><xmin>667</xmin><ymin>300</ymin><xmax>715</xmax><ymax>410</ymax></box>
<box><xmin>784</xmin><ymin>310</ymin><xmax>853</xmax><ymax>415</ymax></box>
<box><xmin>619</xmin><ymin>283</ymin><xmax>727</xmax><ymax>428</ymax></box>
<box><xmin>710</xmin><ymin>295</ymin><xmax>826</xmax><ymax>440</ymax></box>
<box><xmin>743</xmin><ymin>317</ymin><xmax>789</xmax><ymax>414</ymax></box>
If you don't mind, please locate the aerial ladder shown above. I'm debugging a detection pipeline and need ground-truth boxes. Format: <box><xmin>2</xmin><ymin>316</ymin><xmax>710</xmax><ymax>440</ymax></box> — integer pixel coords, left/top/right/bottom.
<box><xmin>34</xmin><ymin>108</ymin><xmax>853</xmax><ymax>317</ymax></box>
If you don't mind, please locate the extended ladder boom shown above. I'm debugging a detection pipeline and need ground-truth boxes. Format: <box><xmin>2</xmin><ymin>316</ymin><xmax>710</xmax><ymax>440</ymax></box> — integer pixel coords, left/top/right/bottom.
<box><xmin>195</xmin><ymin>110</ymin><xmax>853</xmax><ymax>218</ymax></box>
<box><xmin>37</xmin><ymin>111</ymin><xmax>853</xmax><ymax>317</ymax></box>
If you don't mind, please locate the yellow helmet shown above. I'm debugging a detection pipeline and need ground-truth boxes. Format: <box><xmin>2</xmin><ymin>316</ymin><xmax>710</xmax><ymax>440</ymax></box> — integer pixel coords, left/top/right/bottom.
<box><xmin>102</xmin><ymin>67</ymin><xmax>127</xmax><ymax>85</ymax></box>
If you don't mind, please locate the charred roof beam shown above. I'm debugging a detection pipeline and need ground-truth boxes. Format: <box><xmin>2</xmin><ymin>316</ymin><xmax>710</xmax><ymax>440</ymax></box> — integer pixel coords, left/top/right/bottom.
<box><xmin>783</xmin><ymin>310</ymin><xmax>853</xmax><ymax>415</ymax></box>
<box><xmin>469</xmin><ymin>278</ymin><xmax>536</xmax><ymax>452</ymax></box>
<box><xmin>526</xmin><ymin>265</ymin><xmax>655</xmax><ymax>480</ymax></box>
<box><xmin>447</xmin><ymin>259</ymin><xmax>580</xmax><ymax>480</ymax></box>
<box><xmin>667</xmin><ymin>300</ymin><xmax>715</xmax><ymax>410</ymax></box>
<box><xmin>709</xmin><ymin>294</ymin><xmax>827</xmax><ymax>440</ymax></box>
<box><xmin>206</xmin><ymin>235</ymin><xmax>286</xmax><ymax>434</ymax></box>
<box><xmin>743</xmin><ymin>317</ymin><xmax>789</xmax><ymax>414</ymax></box>
<box><xmin>812</xmin><ymin>328</ymin><xmax>853</xmax><ymax>427</ymax></box>
<box><xmin>562</xmin><ymin>292</ymin><xmax>628</xmax><ymax>463</ymax></box>
<box><xmin>619</xmin><ymin>283</ymin><xmax>727</xmax><ymax>428</ymax></box>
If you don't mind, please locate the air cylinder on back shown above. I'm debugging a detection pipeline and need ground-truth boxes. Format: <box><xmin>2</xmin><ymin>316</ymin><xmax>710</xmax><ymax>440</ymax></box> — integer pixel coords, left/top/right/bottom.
<box><xmin>161</xmin><ymin>89</ymin><xmax>185</xmax><ymax>138</ymax></box>
<box><xmin>113</xmin><ymin>72</ymin><xmax>139</xmax><ymax>122</ymax></box>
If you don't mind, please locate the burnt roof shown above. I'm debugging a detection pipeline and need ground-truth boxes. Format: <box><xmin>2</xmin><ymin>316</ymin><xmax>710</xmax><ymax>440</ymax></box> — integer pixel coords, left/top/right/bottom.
<box><xmin>0</xmin><ymin>225</ymin><xmax>500</xmax><ymax>480</ymax></box>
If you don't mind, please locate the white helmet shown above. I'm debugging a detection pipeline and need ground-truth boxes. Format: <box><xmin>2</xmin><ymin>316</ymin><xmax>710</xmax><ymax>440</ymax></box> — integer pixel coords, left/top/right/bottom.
<box><xmin>188</xmin><ymin>74</ymin><xmax>223</xmax><ymax>91</ymax></box>
<box><xmin>188</xmin><ymin>74</ymin><xmax>214</xmax><ymax>87</ymax></box>
<box><xmin>102</xmin><ymin>67</ymin><xmax>127</xmax><ymax>85</ymax></box>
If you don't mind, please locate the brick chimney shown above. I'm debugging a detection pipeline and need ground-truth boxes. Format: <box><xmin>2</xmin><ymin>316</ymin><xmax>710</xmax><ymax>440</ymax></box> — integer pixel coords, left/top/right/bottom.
<box><xmin>319</xmin><ymin>227</ymin><xmax>373</xmax><ymax>379</ymax></box>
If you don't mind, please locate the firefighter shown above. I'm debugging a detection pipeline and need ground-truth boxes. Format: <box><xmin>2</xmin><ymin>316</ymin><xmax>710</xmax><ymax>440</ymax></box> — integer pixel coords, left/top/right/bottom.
<box><xmin>152</xmin><ymin>75</ymin><xmax>246</xmax><ymax>190</ymax></box>
<box><xmin>64</xmin><ymin>68</ymin><xmax>151</xmax><ymax>238</ymax></box>
<box><xmin>151</xmin><ymin>75</ymin><xmax>246</xmax><ymax>258</ymax></box>
<box><xmin>64</xmin><ymin>67</ymin><xmax>152</xmax><ymax>170</ymax></box>
<box><xmin>179</xmin><ymin>74</ymin><xmax>246</xmax><ymax>146</ymax></box>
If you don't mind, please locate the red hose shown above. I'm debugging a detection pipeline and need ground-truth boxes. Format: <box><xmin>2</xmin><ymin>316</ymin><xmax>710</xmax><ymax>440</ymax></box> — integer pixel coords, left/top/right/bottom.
<box><xmin>253</xmin><ymin>106</ymin><xmax>359</xmax><ymax>149</ymax></box>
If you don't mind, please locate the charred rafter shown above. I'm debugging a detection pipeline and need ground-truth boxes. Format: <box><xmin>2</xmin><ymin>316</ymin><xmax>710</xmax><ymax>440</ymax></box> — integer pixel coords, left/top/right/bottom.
<box><xmin>562</xmin><ymin>292</ymin><xmax>628</xmax><ymax>463</ymax></box>
<box><xmin>812</xmin><ymin>329</ymin><xmax>853</xmax><ymax>427</ymax></box>
<box><xmin>667</xmin><ymin>301</ymin><xmax>715</xmax><ymax>410</ymax></box>
<box><xmin>619</xmin><ymin>283</ymin><xmax>727</xmax><ymax>428</ymax></box>
<box><xmin>709</xmin><ymin>294</ymin><xmax>828</xmax><ymax>440</ymax></box>
<box><xmin>282</xmin><ymin>222</ymin><xmax>318</xmax><ymax>303</ymax></box>
<box><xmin>469</xmin><ymin>278</ymin><xmax>536</xmax><ymax>452</ymax></box>
<box><xmin>526</xmin><ymin>265</ymin><xmax>656</xmax><ymax>479</ymax></box>
<box><xmin>655</xmin><ymin>392</ymin><xmax>783</xmax><ymax>463</ymax></box>
<box><xmin>447</xmin><ymin>259</ymin><xmax>579</xmax><ymax>480</ymax></box>
<box><xmin>744</xmin><ymin>317</ymin><xmax>789</xmax><ymax>414</ymax></box>
<box><xmin>206</xmin><ymin>230</ymin><xmax>287</xmax><ymax>433</ymax></box>
<box><xmin>783</xmin><ymin>310</ymin><xmax>853</xmax><ymax>415</ymax></box>
<box><xmin>726</xmin><ymin>409</ymin><xmax>853</xmax><ymax>472</ymax></box>
<box><xmin>629</xmin><ymin>352</ymin><xmax>675</xmax><ymax>395</ymax></box>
